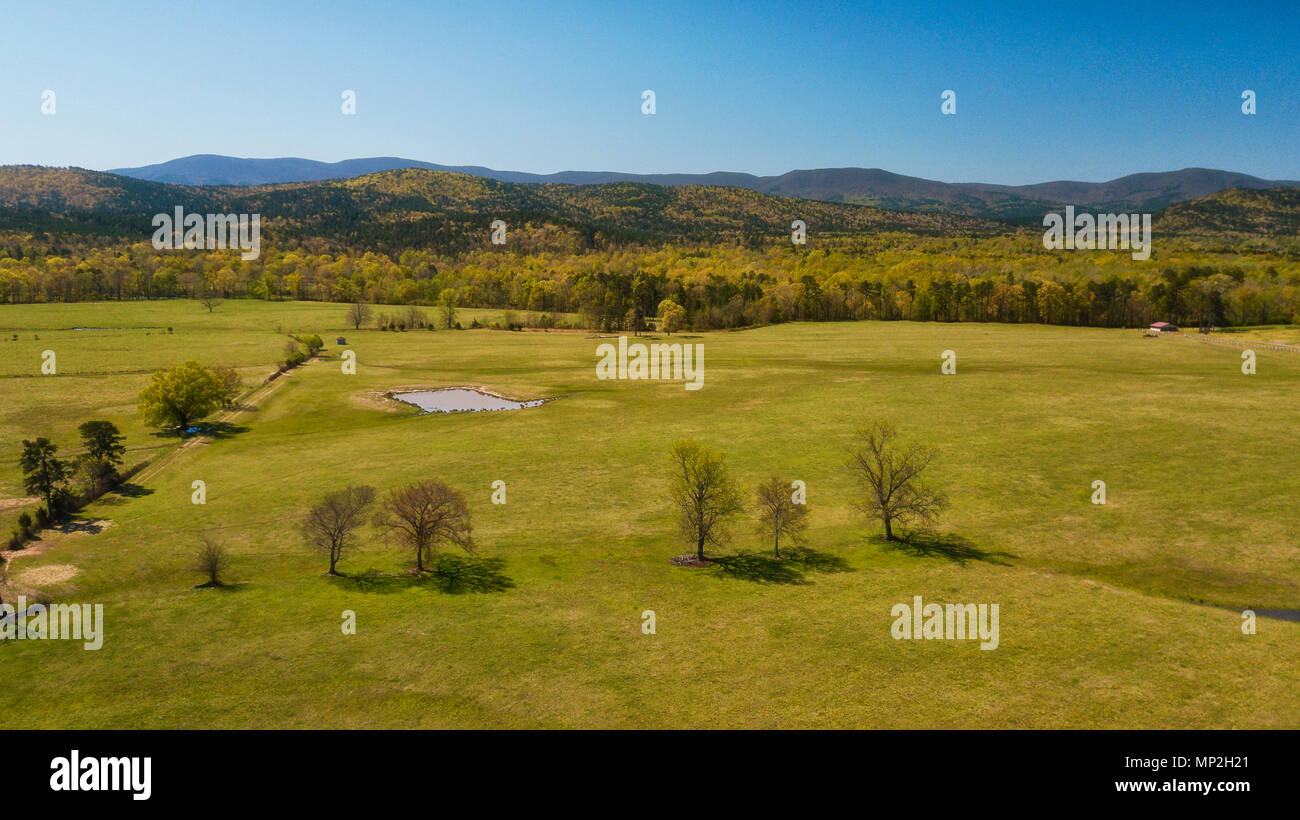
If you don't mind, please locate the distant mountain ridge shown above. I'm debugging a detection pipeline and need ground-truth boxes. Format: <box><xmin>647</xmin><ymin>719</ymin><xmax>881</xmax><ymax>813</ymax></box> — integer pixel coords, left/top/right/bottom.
<box><xmin>2</xmin><ymin>165</ymin><xmax>1295</xmax><ymax>256</ymax></box>
<box><xmin>107</xmin><ymin>155</ymin><xmax>1300</xmax><ymax>220</ymax></box>
<box><xmin>0</xmin><ymin>165</ymin><xmax>1004</xmax><ymax>252</ymax></box>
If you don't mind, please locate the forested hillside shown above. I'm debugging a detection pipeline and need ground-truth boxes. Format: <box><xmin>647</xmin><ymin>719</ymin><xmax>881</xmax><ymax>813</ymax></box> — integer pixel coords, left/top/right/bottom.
<box><xmin>0</xmin><ymin>166</ymin><xmax>1297</xmax><ymax>331</ymax></box>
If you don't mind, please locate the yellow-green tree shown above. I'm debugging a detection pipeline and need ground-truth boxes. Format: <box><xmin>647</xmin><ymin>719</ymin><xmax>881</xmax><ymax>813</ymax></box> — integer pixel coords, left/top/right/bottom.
<box><xmin>658</xmin><ymin>299</ymin><xmax>687</xmax><ymax>334</ymax></box>
<box><xmin>138</xmin><ymin>361</ymin><xmax>225</xmax><ymax>430</ymax></box>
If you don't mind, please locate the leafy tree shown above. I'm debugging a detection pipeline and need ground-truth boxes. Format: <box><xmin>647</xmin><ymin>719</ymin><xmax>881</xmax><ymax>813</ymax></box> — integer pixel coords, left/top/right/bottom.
<box><xmin>77</xmin><ymin>420</ymin><xmax>125</xmax><ymax>467</ymax></box>
<box><xmin>210</xmin><ymin>366</ymin><xmax>243</xmax><ymax>407</ymax></box>
<box><xmin>755</xmin><ymin>477</ymin><xmax>808</xmax><ymax>559</ymax></box>
<box><xmin>438</xmin><ymin>289</ymin><xmax>459</xmax><ymax>329</ymax></box>
<box><xmin>303</xmin><ymin>485</ymin><xmax>376</xmax><ymax>575</ymax></box>
<box><xmin>303</xmin><ymin>334</ymin><xmax>324</xmax><ymax>355</ymax></box>
<box><xmin>846</xmin><ymin>421</ymin><xmax>947</xmax><ymax>541</ymax></box>
<box><xmin>137</xmin><ymin>361</ymin><xmax>225</xmax><ymax>430</ymax></box>
<box><xmin>667</xmin><ymin>441</ymin><xmax>744</xmax><ymax>561</ymax></box>
<box><xmin>658</xmin><ymin>299</ymin><xmax>687</xmax><ymax>334</ymax></box>
<box><xmin>20</xmin><ymin>438</ymin><xmax>69</xmax><ymax>517</ymax></box>
<box><xmin>71</xmin><ymin>455</ymin><xmax>110</xmax><ymax>499</ymax></box>
<box><xmin>625</xmin><ymin>305</ymin><xmax>645</xmax><ymax>336</ymax></box>
<box><xmin>72</xmin><ymin>420</ymin><xmax>124</xmax><ymax>498</ymax></box>
<box><xmin>374</xmin><ymin>480</ymin><xmax>473</xmax><ymax>572</ymax></box>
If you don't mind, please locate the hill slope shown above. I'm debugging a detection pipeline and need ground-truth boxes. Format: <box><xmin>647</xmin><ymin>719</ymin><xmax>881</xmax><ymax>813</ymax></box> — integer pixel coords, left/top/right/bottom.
<box><xmin>1154</xmin><ymin>187</ymin><xmax>1300</xmax><ymax>236</ymax></box>
<box><xmin>0</xmin><ymin>166</ymin><xmax>1005</xmax><ymax>250</ymax></box>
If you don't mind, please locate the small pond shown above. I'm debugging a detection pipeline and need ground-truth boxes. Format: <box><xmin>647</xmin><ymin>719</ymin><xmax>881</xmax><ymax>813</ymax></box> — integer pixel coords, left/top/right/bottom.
<box><xmin>1249</xmin><ymin>608</ymin><xmax>1300</xmax><ymax>622</ymax></box>
<box><xmin>391</xmin><ymin>388</ymin><xmax>544</xmax><ymax>414</ymax></box>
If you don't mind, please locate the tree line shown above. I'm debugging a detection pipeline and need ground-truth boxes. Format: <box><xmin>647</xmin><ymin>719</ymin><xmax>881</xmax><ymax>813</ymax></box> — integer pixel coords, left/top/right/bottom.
<box><xmin>2</xmin><ymin>231</ymin><xmax>1296</xmax><ymax>330</ymax></box>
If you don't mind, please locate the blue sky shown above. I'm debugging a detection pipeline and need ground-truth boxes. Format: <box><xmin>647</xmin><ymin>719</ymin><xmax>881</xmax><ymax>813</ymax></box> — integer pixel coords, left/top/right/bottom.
<box><xmin>1</xmin><ymin>0</ymin><xmax>1296</xmax><ymax>184</ymax></box>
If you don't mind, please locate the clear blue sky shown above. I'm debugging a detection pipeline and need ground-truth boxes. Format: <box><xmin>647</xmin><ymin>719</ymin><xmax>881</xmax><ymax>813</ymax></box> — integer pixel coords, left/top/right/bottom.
<box><xmin>2</xmin><ymin>0</ymin><xmax>1296</xmax><ymax>184</ymax></box>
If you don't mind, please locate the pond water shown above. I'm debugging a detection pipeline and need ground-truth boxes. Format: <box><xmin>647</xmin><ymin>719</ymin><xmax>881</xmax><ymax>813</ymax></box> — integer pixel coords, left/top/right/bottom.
<box><xmin>1251</xmin><ymin>608</ymin><xmax>1300</xmax><ymax>622</ymax></box>
<box><xmin>392</xmin><ymin>388</ymin><xmax>544</xmax><ymax>414</ymax></box>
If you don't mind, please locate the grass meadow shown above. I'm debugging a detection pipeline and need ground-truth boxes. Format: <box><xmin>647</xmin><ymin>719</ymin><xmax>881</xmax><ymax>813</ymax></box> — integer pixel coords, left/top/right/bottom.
<box><xmin>1</xmin><ymin>300</ymin><xmax>1297</xmax><ymax>728</ymax></box>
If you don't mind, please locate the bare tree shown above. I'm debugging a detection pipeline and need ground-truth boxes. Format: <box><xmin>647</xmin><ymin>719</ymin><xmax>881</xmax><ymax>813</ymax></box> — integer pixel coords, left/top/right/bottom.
<box><xmin>846</xmin><ymin>421</ymin><xmax>947</xmax><ymax>542</ymax></box>
<box><xmin>347</xmin><ymin>301</ymin><xmax>372</xmax><ymax>330</ymax></box>
<box><xmin>303</xmin><ymin>485</ymin><xmax>376</xmax><ymax>575</ymax></box>
<box><xmin>404</xmin><ymin>305</ymin><xmax>427</xmax><ymax>329</ymax></box>
<box><xmin>755</xmin><ymin>477</ymin><xmax>808</xmax><ymax>559</ymax></box>
<box><xmin>201</xmin><ymin>297</ymin><xmax>219</xmax><ymax>313</ymax></box>
<box><xmin>667</xmin><ymin>441</ymin><xmax>744</xmax><ymax>562</ymax></box>
<box><xmin>373</xmin><ymin>480</ymin><xmax>473</xmax><ymax>572</ymax></box>
<box><xmin>194</xmin><ymin>534</ymin><xmax>229</xmax><ymax>587</ymax></box>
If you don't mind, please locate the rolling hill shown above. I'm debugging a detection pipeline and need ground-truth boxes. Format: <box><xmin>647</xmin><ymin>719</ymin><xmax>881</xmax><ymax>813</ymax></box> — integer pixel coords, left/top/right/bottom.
<box><xmin>4</xmin><ymin>165</ymin><xmax>1298</xmax><ymax>253</ymax></box>
<box><xmin>1154</xmin><ymin>187</ymin><xmax>1300</xmax><ymax>236</ymax></box>
<box><xmin>0</xmin><ymin>165</ymin><xmax>1006</xmax><ymax>251</ymax></box>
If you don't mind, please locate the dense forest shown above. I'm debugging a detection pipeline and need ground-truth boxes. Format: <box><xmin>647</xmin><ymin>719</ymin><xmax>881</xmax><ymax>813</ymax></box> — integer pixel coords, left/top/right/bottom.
<box><xmin>1</xmin><ymin>166</ymin><xmax>1297</xmax><ymax>330</ymax></box>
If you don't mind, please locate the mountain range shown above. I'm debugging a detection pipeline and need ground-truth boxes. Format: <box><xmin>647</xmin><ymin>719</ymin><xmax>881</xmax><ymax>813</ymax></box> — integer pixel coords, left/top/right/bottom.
<box><xmin>107</xmin><ymin>155</ymin><xmax>1300</xmax><ymax>221</ymax></box>
<box><xmin>1</xmin><ymin>163</ymin><xmax>1295</xmax><ymax>255</ymax></box>
<box><xmin>0</xmin><ymin>165</ymin><xmax>1002</xmax><ymax>252</ymax></box>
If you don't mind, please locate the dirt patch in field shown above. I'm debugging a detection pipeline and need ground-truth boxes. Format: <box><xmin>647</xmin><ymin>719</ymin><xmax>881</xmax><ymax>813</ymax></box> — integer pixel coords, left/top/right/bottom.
<box><xmin>17</xmin><ymin>563</ymin><xmax>79</xmax><ymax>587</ymax></box>
<box><xmin>352</xmin><ymin>391</ymin><xmax>409</xmax><ymax>413</ymax></box>
<box><xmin>0</xmin><ymin>495</ymin><xmax>39</xmax><ymax>512</ymax></box>
<box><xmin>54</xmin><ymin>518</ymin><xmax>112</xmax><ymax>535</ymax></box>
<box><xmin>671</xmin><ymin>554</ymin><xmax>712</xmax><ymax>568</ymax></box>
<box><xmin>0</xmin><ymin>519</ymin><xmax>112</xmax><ymax>564</ymax></box>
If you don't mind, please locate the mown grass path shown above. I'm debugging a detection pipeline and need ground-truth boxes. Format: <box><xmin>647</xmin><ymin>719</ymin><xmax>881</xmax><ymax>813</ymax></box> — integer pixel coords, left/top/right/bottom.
<box><xmin>131</xmin><ymin>359</ymin><xmax>312</xmax><ymax>487</ymax></box>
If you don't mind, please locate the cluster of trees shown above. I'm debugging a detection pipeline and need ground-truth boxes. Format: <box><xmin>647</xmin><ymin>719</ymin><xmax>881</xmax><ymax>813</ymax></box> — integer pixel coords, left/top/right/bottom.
<box><xmin>12</xmin><ymin>421</ymin><xmax>130</xmax><ymax>548</ymax></box>
<box><xmin>194</xmin><ymin>479</ymin><xmax>476</xmax><ymax>587</ymax></box>
<box><xmin>669</xmin><ymin>421</ymin><xmax>946</xmax><ymax>562</ymax></box>
<box><xmin>301</xmin><ymin>479</ymin><xmax>473</xmax><ymax>576</ymax></box>
<box><xmin>3</xmin><ymin>231</ymin><xmax>1297</xmax><ymax>331</ymax></box>
<box><xmin>279</xmin><ymin>335</ymin><xmax>323</xmax><ymax>372</ymax></box>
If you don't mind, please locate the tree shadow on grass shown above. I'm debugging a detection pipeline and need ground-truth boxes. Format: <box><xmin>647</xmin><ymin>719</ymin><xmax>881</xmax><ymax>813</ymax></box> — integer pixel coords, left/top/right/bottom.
<box><xmin>423</xmin><ymin>555</ymin><xmax>515</xmax><ymax>594</ymax></box>
<box><xmin>192</xmin><ymin>580</ymin><xmax>249</xmax><ymax>592</ymax></box>
<box><xmin>332</xmin><ymin>556</ymin><xmax>514</xmax><ymax>595</ymax></box>
<box><xmin>200</xmin><ymin>421</ymin><xmax>252</xmax><ymax>440</ymax></box>
<box><xmin>332</xmin><ymin>568</ymin><xmax>411</xmax><ymax>594</ymax></box>
<box><xmin>882</xmin><ymin>531</ymin><xmax>1016</xmax><ymax>567</ymax></box>
<box><xmin>47</xmin><ymin>517</ymin><xmax>106</xmax><ymax>536</ymax></box>
<box><xmin>107</xmin><ymin>482</ymin><xmax>155</xmax><ymax>501</ymax></box>
<box><xmin>783</xmin><ymin>547</ymin><xmax>853</xmax><ymax>574</ymax></box>
<box><xmin>709</xmin><ymin>547</ymin><xmax>852</xmax><ymax>585</ymax></box>
<box><xmin>149</xmin><ymin>421</ymin><xmax>251</xmax><ymax>441</ymax></box>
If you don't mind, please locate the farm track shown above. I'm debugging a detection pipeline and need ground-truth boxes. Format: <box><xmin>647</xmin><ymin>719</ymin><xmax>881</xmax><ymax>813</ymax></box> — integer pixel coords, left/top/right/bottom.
<box><xmin>2</xmin><ymin>360</ymin><xmax>311</xmax><ymax>597</ymax></box>
<box><xmin>130</xmin><ymin>359</ymin><xmax>310</xmax><ymax>486</ymax></box>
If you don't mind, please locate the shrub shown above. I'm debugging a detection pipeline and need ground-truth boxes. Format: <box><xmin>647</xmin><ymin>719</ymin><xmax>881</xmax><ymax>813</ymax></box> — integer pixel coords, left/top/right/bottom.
<box><xmin>404</xmin><ymin>306</ymin><xmax>427</xmax><ymax>329</ymax></box>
